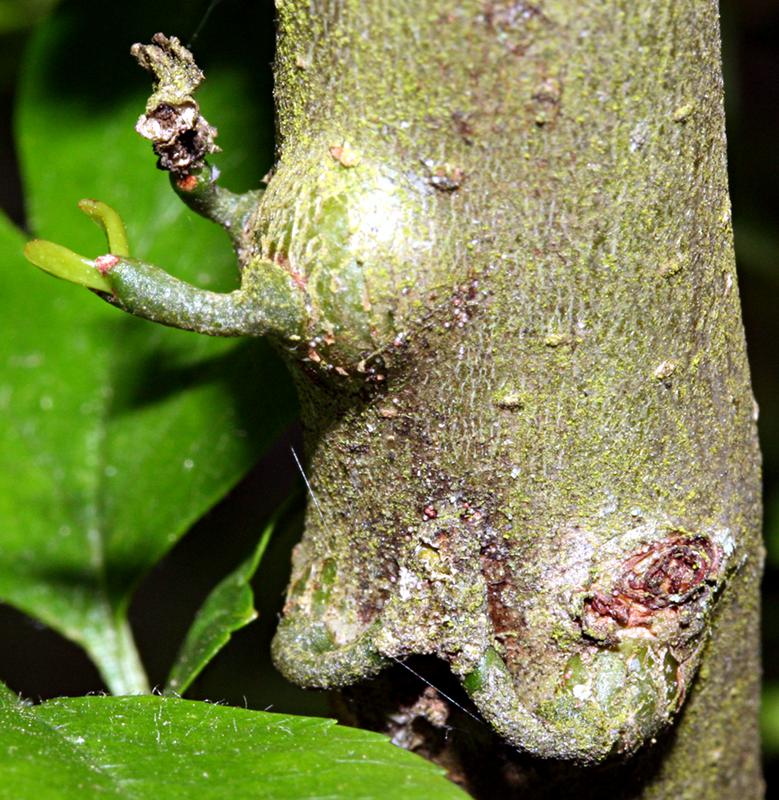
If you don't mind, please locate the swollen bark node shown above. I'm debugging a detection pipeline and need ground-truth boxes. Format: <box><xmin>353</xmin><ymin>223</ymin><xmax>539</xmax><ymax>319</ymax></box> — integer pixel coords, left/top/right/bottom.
<box><xmin>25</xmin><ymin>1</ymin><xmax>763</xmax><ymax>797</ymax></box>
<box><xmin>268</xmin><ymin>0</ymin><xmax>763</xmax><ymax>796</ymax></box>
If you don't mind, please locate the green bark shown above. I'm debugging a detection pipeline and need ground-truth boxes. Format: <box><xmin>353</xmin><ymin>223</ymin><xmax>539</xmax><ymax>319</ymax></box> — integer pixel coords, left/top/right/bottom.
<box><xmin>267</xmin><ymin>0</ymin><xmax>763</xmax><ymax>795</ymax></box>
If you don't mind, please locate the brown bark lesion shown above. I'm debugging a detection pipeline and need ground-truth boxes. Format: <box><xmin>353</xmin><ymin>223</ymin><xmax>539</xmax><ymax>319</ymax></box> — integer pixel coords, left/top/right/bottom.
<box><xmin>583</xmin><ymin>533</ymin><xmax>721</xmax><ymax>630</ymax></box>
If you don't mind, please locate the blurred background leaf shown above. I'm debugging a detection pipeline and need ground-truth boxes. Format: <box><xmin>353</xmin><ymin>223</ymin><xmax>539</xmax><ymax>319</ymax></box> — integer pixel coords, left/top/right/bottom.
<box><xmin>0</xmin><ymin>1</ymin><xmax>61</xmax><ymax>35</ymax></box>
<box><xmin>165</xmin><ymin>505</ymin><xmax>282</xmax><ymax>696</ymax></box>
<box><xmin>0</xmin><ymin>0</ymin><xmax>296</xmax><ymax>693</ymax></box>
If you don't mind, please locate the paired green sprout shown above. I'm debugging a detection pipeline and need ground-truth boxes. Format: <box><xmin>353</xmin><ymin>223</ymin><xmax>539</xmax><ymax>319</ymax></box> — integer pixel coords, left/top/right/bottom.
<box><xmin>25</xmin><ymin>199</ymin><xmax>128</xmax><ymax>293</ymax></box>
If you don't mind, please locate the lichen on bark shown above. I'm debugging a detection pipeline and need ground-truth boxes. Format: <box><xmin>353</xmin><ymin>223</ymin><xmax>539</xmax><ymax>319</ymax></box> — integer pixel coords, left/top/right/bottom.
<box><xmin>268</xmin><ymin>0</ymin><xmax>763</xmax><ymax>794</ymax></box>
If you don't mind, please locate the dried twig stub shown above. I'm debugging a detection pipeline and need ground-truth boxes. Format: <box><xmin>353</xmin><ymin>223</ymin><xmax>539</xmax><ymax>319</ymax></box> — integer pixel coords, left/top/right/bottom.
<box><xmin>131</xmin><ymin>33</ymin><xmax>219</xmax><ymax>175</ymax></box>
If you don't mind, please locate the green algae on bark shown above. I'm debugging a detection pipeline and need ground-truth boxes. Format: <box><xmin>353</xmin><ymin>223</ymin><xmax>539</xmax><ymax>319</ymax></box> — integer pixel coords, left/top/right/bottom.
<box><xmin>268</xmin><ymin>0</ymin><xmax>762</xmax><ymax>785</ymax></box>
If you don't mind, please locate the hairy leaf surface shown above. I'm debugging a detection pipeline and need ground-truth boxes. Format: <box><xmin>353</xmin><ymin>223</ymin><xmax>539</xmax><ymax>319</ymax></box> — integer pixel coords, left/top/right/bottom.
<box><xmin>0</xmin><ymin>693</ymin><xmax>467</xmax><ymax>799</ymax></box>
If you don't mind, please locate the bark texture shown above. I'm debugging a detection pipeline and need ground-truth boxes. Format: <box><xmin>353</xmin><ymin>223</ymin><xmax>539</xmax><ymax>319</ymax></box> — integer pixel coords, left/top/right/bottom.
<box><xmin>263</xmin><ymin>0</ymin><xmax>763</xmax><ymax>795</ymax></box>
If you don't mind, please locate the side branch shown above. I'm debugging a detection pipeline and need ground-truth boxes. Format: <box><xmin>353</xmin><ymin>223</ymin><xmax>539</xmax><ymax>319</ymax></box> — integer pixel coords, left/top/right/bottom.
<box><xmin>24</xmin><ymin>200</ymin><xmax>306</xmax><ymax>340</ymax></box>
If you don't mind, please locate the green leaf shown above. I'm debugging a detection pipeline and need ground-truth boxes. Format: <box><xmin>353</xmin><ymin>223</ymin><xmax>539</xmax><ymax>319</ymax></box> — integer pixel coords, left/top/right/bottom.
<box><xmin>166</xmin><ymin>512</ymin><xmax>277</xmax><ymax>696</ymax></box>
<box><xmin>23</xmin><ymin>239</ymin><xmax>113</xmax><ymax>291</ymax></box>
<box><xmin>0</xmin><ymin>0</ymin><xmax>61</xmax><ymax>34</ymax></box>
<box><xmin>0</xmin><ymin>682</ymin><xmax>15</xmax><ymax>704</ymax></box>
<box><xmin>0</xmin><ymin>695</ymin><xmax>468</xmax><ymax>800</ymax></box>
<box><xmin>0</xmin><ymin>688</ymin><xmax>116</xmax><ymax>797</ymax></box>
<box><xmin>762</xmin><ymin>683</ymin><xmax>779</xmax><ymax>755</ymax></box>
<box><xmin>0</xmin><ymin>4</ymin><xmax>295</xmax><ymax>693</ymax></box>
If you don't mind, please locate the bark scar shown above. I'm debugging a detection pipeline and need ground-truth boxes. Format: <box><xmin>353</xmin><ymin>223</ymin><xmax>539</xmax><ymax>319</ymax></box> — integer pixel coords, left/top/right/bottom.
<box><xmin>584</xmin><ymin>533</ymin><xmax>720</xmax><ymax>628</ymax></box>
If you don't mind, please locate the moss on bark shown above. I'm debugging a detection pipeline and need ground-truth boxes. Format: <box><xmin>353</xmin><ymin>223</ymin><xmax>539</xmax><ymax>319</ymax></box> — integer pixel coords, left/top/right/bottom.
<box><xmin>267</xmin><ymin>0</ymin><xmax>763</xmax><ymax>795</ymax></box>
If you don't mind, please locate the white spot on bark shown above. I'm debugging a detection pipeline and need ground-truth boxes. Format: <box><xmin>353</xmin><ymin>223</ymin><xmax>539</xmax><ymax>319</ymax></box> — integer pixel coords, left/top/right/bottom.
<box><xmin>572</xmin><ymin>683</ymin><xmax>591</xmax><ymax>700</ymax></box>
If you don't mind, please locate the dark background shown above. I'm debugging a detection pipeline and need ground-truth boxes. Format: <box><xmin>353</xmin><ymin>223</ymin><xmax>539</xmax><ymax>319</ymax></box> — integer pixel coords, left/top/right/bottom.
<box><xmin>1</xmin><ymin>0</ymin><xmax>779</xmax><ymax>789</ymax></box>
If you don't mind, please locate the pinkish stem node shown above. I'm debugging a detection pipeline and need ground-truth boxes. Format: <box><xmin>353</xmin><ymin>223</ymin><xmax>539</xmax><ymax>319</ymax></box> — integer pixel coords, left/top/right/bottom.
<box><xmin>95</xmin><ymin>254</ymin><xmax>120</xmax><ymax>275</ymax></box>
